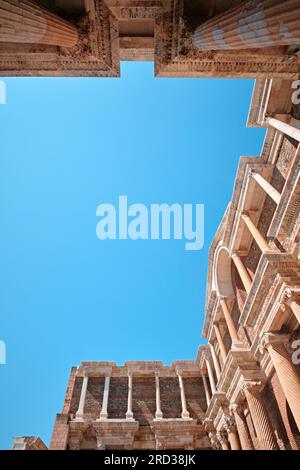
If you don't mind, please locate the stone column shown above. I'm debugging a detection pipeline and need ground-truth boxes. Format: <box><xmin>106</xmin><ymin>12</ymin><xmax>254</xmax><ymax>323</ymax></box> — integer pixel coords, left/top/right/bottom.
<box><xmin>260</xmin><ymin>333</ymin><xmax>300</xmax><ymax>432</ymax></box>
<box><xmin>267</xmin><ymin>117</ymin><xmax>300</xmax><ymax>143</ymax></box>
<box><xmin>126</xmin><ymin>372</ymin><xmax>134</xmax><ymax>420</ymax></box>
<box><xmin>177</xmin><ymin>370</ymin><xmax>190</xmax><ymax>419</ymax></box>
<box><xmin>249</xmin><ymin>170</ymin><xmax>281</xmax><ymax>205</ymax></box>
<box><xmin>219</xmin><ymin>297</ymin><xmax>239</xmax><ymax>343</ymax></box>
<box><xmin>229</xmin><ymin>403</ymin><xmax>254</xmax><ymax>450</ymax></box>
<box><xmin>281</xmin><ymin>287</ymin><xmax>300</xmax><ymax>324</ymax></box>
<box><xmin>202</xmin><ymin>375</ymin><xmax>211</xmax><ymax>408</ymax></box>
<box><xmin>210</xmin><ymin>342</ymin><xmax>221</xmax><ymax>380</ymax></box>
<box><xmin>241</xmin><ymin>212</ymin><xmax>270</xmax><ymax>253</ymax></box>
<box><xmin>217</xmin><ymin>432</ymin><xmax>230</xmax><ymax>451</ymax></box>
<box><xmin>231</xmin><ymin>252</ymin><xmax>252</xmax><ymax>294</ymax></box>
<box><xmin>223</xmin><ymin>416</ymin><xmax>241</xmax><ymax>450</ymax></box>
<box><xmin>155</xmin><ymin>371</ymin><xmax>163</xmax><ymax>420</ymax></box>
<box><xmin>205</xmin><ymin>354</ymin><xmax>216</xmax><ymax>395</ymax></box>
<box><xmin>243</xmin><ymin>381</ymin><xmax>278</xmax><ymax>450</ymax></box>
<box><xmin>193</xmin><ymin>0</ymin><xmax>300</xmax><ymax>51</ymax></box>
<box><xmin>99</xmin><ymin>375</ymin><xmax>110</xmax><ymax>420</ymax></box>
<box><xmin>0</xmin><ymin>0</ymin><xmax>78</xmax><ymax>48</ymax></box>
<box><xmin>76</xmin><ymin>374</ymin><xmax>88</xmax><ymax>420</ymax></box>
<box><xmin>213</xmin><ymin>322</ymin><xmax>227</xmax><ymax>364</ymax></box>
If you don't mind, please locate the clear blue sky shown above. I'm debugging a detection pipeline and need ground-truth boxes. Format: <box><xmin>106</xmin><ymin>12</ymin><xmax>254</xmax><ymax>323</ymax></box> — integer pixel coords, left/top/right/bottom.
<box><xmin>0</xmin><ymin>62</ymin><xmax>265</xmax><ymax>449</ymax></box>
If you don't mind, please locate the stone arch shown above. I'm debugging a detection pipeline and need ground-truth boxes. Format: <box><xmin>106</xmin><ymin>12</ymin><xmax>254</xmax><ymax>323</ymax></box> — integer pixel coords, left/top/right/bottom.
<box><xmin>213</xmin><ymin>245</ymin><xmax>235</xmax><ymax>298</ymax></box>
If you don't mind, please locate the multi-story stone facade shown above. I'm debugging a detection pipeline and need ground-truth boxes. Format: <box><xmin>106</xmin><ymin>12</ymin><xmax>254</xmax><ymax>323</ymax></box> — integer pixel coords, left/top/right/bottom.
<box><xmin>1</xmin><ymin>0</ymin><xmax>300</xmax><ymax>78</ymax></box>
<box><xmin>8</xmin><ymin>0</ymin><xmax>300</xmax><ymax>452</ymax></box>
<box><xmin>12</xmin><ymin>77</ymin><xmax>300</xmax><ymax>451</ymax></box>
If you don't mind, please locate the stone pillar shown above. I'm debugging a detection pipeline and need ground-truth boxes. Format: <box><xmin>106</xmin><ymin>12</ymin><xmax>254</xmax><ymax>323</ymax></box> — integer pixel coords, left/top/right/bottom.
<box><xmin>210</xmin><ymin>342</ymin><xmax>221</xmax><ymax>380</ymax></box>
<box><xmin>205</xmin><ymin>354</ymin><xmax>216</xmax><ymax>395</ymax></box>
<box><xmin>219</xmin><ymin>297</ymin><xmax>239</xmax><ymax>343</ymax></box>
<box><xmin>231</xmin><ymin>252</ymin><xmax>252</xmax><ymax>294</ymax></box>
<box><xmin>99</xmin><ymin>375</ymin><xmax>110</xmax><ymax>420</ymax></box>
<box><xmin>202</xmin><ymin>375</ymin><xmax>211</xmax><ymax>408</ymax></box>
<box><xmin>0</xmin><ymin>0</ymin><xmax>78</xmax><ymax>48</ymax></box>
<box><xmin>281</xmin><ymin>287</ymin><xmax>300</xmax><ymax>324</ymax></box>
<box><xmin>249</xmin><ymin>170</ymin><xmax>281</xmax><ymax>205</ymax></box>
<box><xmin>177</xmin><ymin>370</ymin><xmax>190</xmax><ymax>419</ymax></box>
<box><xmin>241</xmin><ymin>212</ymin><xmax>270</xmax><ymax>253</ymax></box>
<box><xmin>260</xmin><ymin>333</ymin><xmax>300</xmax><ymax>432</ymax></box>
<box><xmin>155</xmin><ymin>371</ymin><xmax>163</xmax><ymax>420</ymax></box>
<box><xmin>267</xmin><ymin>117</ymin><xmax>300</xmax><ymax>143</ymax></box>
<box><xmin>217</xmin><ymin>432</ymin><xmax>230</xmax><ymax>451</ymax></box>
<box><xmin>243</xmin><ymin>382</ymin><xmax>278</xmax><ymax>450</ymax></box>
<box><xmin>126</xmin><ymin>372</ymin><xmax>134</xmax><ymax>420</ymax></box>
<box><xmin>223</xmin><ymin>416</ymin><xmax>241</xmax><ymax>450</ymax></box>
<box><xmin>76</xmin><ymin>374</ymin><xmax>88</xmax><ymax>420</ymax></box>
<box><xmin>193</xmin><ymin>0</ymin><xmax>300</xmax><ymax>51</ymax></box>
<box><xmin>229</xmin><ymin>403</ymin><xmax>254</xmax><ymax>450</ymax></box>
<box><xmin>213</xmin><ymin>322</ymin><xmax>227</xmax><ymax>364</ymax></box>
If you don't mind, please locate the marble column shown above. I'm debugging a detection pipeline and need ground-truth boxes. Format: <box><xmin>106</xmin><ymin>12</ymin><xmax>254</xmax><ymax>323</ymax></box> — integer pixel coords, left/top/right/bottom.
<box><xmin>99</xmin><ymin>375</ymin><xmax>110</xmax><ymax>420</ymax></box>
<box><xmin>249</xmin><ymin>169</ymin><xmax>281</xmax><ymax>205</ymax></box>
<box><xmin>231</xmin><ymin>252</ymin><xmax>252</xmax><ymax>294</ymax></box>
<box><xmin>241</xmin><ymin>212</ymin><xmax>270</xmax><ymax>253</ymax></box>
<box><xmin>243</xmin><ymin>382</ymin><xmax>278</xmax><ymax>450</ymax></box>
<box><xmin>260</xmin><ymin>333</ymin><xmax>300</xmax><ymax>432</ymax></box>
<box><xmin>223</xmin><ymin>416</ymin><xmax>241</xmax><ymax>450</ymax></box>
<box><xmin>219</xmin><ymin>297</ymin><xmax>239</xmax><ymax>343</ymax></box>
<box><xmin>210</xmin><ymin>342</ymin><xmax>221</xmax><ymax>380</ymax></box>
<box><xmin>205</xmin><ymin>354</ymin><xmax>217</xmax><ymax>395</ymax></box>
<box><xmin>155</xmin><ymin>371</ymin><xmax>163</xmax><ymax>420</ymax></box>
<box><xmin>229</xmin><ymin>403</ymin><xmax>254</xmax><ymax>450</ymax></box>
<box><xmin>76</xmin><ymin>374</ymin><xmax>88</xmax><ymax>420</ymax></box>
<box><xmin>213</xmin><ymin>322</ymin><xmax>227</xmax><ymax>364</ymax></box>
<box><xmin>177</xmin><ymin>370</ymin><xmax>190</xmax><ymax>419</ymax></box>
<box><xmin>126</xmin><ymin>372</ymin><xmax>134</xmax><ymax>420</ymax></box>
<box><xmin>202</xmin><ymin>375</ymin><xmax>211</xmax><ymax>408</ymax></box>
<box><xmin>0</xmin><ymin>0</ymin><xmax>78</xmax><ymax>47</ymax></box>
<box><xmin>193</xmin><ymin>0</ymin><xmax>300</xmax><ymax>50</ymax></box>
<box><xmin>267</xmin><ymin>117</ymin><xmax>300</xmax><ymax>143</ymax></box>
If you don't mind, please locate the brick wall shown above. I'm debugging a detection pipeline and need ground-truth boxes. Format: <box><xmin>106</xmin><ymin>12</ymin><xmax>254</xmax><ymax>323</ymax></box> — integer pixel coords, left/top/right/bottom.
<box><xmin>184</xmin><ymin>377</ymin><xmax>206</xmax><ymax>421</ymax></box>
<box><xmin>84</xmin><ymin>377</ymin><xmax>104</xmax><ymax>418</ymax></box>
<box><xmin>107</xmin><ymin>377</ymin><xmax>128</xmax><ymax>419</ymax></box>
<box><xmin>132</xmin><ymin>377</ymin><xmax>156</xmax><ymax>425</ymax></box>
<box><xmin>160</xmin><ymin>377</ymin><xmax>181</xmax><ymax>419</ymax></box>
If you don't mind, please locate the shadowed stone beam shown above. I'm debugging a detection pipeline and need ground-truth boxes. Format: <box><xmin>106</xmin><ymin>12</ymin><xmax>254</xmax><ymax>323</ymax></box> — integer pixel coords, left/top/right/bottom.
<box><xmin>0</xmin><ymin>0</ymin><xmax>78</xmax><ymax>47</ymax></box>
<box><xmin>193</xmin><ymin>0</ymin><xmax>300</xmax><ymax>51</ymax></box>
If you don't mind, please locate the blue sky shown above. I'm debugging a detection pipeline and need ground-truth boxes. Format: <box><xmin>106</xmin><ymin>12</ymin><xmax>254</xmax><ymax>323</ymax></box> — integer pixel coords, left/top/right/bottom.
<box><xmin>0</xmin><ymin>62</ymin><xmax>265</xmax><ymax>449</ymax></box>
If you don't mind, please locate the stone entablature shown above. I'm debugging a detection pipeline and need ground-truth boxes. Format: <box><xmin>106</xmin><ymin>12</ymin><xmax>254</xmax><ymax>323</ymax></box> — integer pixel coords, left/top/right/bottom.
<box><xmin>1</xmin><ymin>0</ymin><xmax>300</xmax><ymax>77</ymax></box>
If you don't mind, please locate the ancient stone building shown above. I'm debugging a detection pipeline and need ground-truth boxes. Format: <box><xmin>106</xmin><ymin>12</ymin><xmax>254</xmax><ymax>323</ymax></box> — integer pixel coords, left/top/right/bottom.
<box><xmin>8</xmin><ymin>0</ymin><xmax>300</xmax><ymax>452</ymax></box>
<box><xmin>1</xmin><ymin>0</ymin><xmax>300</xmax><ymax>78</ymax></box>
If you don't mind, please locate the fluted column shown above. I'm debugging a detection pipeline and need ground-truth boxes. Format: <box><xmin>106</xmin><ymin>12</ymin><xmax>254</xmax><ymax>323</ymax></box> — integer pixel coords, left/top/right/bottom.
<box><xmin>210</xmin><ymin>342</ymin><xmax>221</xmax><ymax>380</ymax></box>
<box><xmin>213</xmin><ymin>322</ymin><xmax>227</xmax><ymax>364</ymax></box>
<box><xmin>99</xmin><ymin>375</ymin><xmax>110</xmax><ymax>420</ymax></box>
<box><xmin>219</xmin><ymin>297</ymin><xmax>239</xmax><ymax>343</ymax></box>
<box><xmin>205</xmin><ymin>354</ymin><xmax>216</xmax><ymax>395</ymax></box>
<box><xmin>266</xmin><ymin>117</ymin><xmax>300</xmax><ymax>143</ymax></box>
<box><xmin>223</xmin><ymin>416</ymin><xmax>241</xmax><ymax>450</ymax></box>
<box><xmin>76</xmin><ymin>374</ymin><xmax>88</xmax><ymax>420</ymax></box>
<box><xmin>126</xmin><ymin>371</ymin><xmax>134</xmax><ymax>420</ymax></box>
<box><xmin>155</xmin><ymin>371</ymin><xmax>163</xmax><ymax>420</ymax></box>
<box><xmin>202</xmin><ymin>375</ymin><xmax>211</xmax><ymax>408</ymax></box>
<box><xmin>241</xmin><ymin>212</ymin><xmax>270</xmax><ymax>253</ymax></box>
<box><xmin>248</xmin><ymin>169</ymin><xmax>281</xmax><ymax>205</ymax></box>
<box><xmin>229</xmin><ymin>403</ymin><xmax>254</xmax><ymax>450</ymax></box>
<box><xmin>281</xmin><ymin>287</ymin><xmax>300</xmax><ymax>324</ymax></box>
<box><xmin>243</xmin><ymin>382</ymin><xmax>278</xmax><ymax>449</ymax></box>
<box><xmin>0</xmin><ymin>0</ymin><xmax>78</xmax><ymax>47</ymax></box>
<box><xmin>177</xmin><ymin>370</ymin><xmax>190</xmax><ymax>419</ymax></box>
<box><xmin>217</xmin><ymin>432</ymin><xmax>230</xmax><ymax>451</ymax></box>
<box><xmin>193</xmin><ymin>0</ymin><xmax>300</xmax><ymax>51</ymax></box>
<box><xmin>231</xmin><ymin>252</ymin><xmax>252</xmax><ymax>294</ymax></box>
<box><xmin>260</xmin><ymin>333</ymin><xmax>300</xmax><ymax>432</ymax></box>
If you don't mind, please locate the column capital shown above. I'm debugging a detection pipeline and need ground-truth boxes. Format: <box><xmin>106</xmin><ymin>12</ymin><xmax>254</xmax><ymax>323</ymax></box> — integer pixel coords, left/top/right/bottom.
<box><xmin>223</xmin><ymin>416</ymin><xmax>237</xmax><ymax>433</ymax></box>
<box><xmin>208</xmin><ymin>432</ymin><xmax>221</xmax><ymax>450</ymax></box>
<box><xmin>259</xmin><ymin>332</ymin><xmax>291</xmax><ymax>353</ymax></box>
<box><xmin>280</xmin><ymin>287</ymin><xmax>300</xmax><ymax>308</ymax></box>
<box><xmin>242</xmin><ymin>380</ymin><xmax>262</xmax><ymax>394</ymax></box>
<box><xmin>229</xmin><ymin>402</ymin><xmax>244</xmax><ymax>416</ymax></box>
<box><xmin>216</xmin><ymin>431</ymin><xmax>229</xmax><ymax>446</ymax></box>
